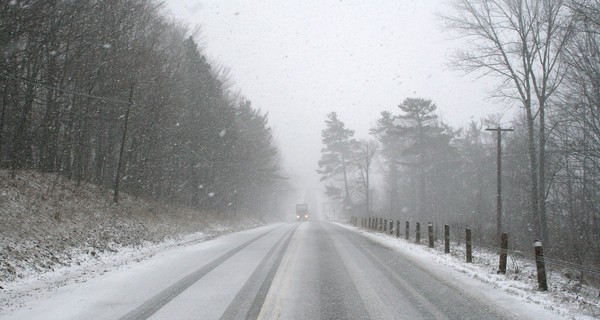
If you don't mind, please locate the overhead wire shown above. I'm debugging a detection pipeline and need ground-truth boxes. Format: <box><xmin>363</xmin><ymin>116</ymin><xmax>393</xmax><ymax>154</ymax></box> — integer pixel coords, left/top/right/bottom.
<box><xmin>0</xmin><ymin>73</ymin><xmax>131</xmax><ymax>105</ymax></box>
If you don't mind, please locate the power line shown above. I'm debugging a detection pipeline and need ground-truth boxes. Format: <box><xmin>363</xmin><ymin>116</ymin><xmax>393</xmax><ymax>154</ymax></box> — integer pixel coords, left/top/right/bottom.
<box><xmin>0</xmin><ymin>73</ymin><xmax>131</xmax><ymax>105</ymax></box>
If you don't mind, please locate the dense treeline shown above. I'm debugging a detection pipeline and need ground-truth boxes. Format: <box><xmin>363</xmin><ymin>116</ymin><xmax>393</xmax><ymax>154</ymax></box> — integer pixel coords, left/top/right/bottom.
<box><xmin>0</xmin><ymin>0</ymin><xmax>285</xmax><ymax>218</ymax></box>
<box><xmin>320</xmin><ymin>0</ymin><xmax>600</xmax><ymax>269</ymax></box>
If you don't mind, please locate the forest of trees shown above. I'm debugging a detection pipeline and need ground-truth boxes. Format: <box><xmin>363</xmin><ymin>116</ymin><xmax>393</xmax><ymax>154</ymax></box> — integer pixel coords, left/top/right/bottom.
<box><xmin>319</xmin><ymin>0</ymin><xmax>600</xmax><ymax>270</ymax></box>
<box><xmin>0</xmin><ymin>0</ymin><xmax>286</xmax><ymax>219</ymax></box>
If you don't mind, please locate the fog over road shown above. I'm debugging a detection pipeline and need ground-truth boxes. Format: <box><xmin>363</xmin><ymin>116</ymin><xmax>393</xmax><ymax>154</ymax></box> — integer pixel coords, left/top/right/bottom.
<box><xmin>7</xmin><ymin>222</ymin><xmax>537</xmax><ymax>319</ymax></box>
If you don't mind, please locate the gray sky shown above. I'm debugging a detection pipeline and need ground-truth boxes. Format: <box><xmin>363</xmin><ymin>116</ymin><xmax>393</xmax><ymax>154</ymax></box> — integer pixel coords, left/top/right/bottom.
<box><xmin>165</xmin><ymin>0</ymin><xmax>508</xmax><ymax>199</ymax></box>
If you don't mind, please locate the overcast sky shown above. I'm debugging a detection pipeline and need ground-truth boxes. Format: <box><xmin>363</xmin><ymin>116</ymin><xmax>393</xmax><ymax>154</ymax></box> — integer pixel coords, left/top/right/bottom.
<box><xmin>165</xmin><ymin>0</ymin><xmax>509</xmax><ymax>201</ymax></box>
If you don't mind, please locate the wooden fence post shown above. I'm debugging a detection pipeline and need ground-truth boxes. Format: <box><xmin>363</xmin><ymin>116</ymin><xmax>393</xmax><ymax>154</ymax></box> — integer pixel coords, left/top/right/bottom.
<box><xmin>396</xmin><ymin>220</ymin><xmax>400</xmax><ymax>238</ymax></box>
<box><xmin>390</xmin><ymin>220</ymin><xmax>394</xmax><ymax>235</ymax></box>
<box><xmin>428</xmin><ymin>222</ymin><xmax>434</xmax><ymax>248</ymax></box>
<box><xmin>466</xmin><ymin>228</ymin><xmax>472</xmax><ymax>263</ymax></box>
<box><xmin>416</xmin><ymin>222</ymin><xmax>421</xmax><ymax>244</ymax></box>
<box><xmin>384</xmin><ymin>219</ymin><xmax>387</xmax><ymax>232</ymax></box>
<box><xmin>444</xmin><ymin>225</ymin><xmax>450</xmax><ymax>254</ymax></box>
<box><xmin>405</xmin><ymin>221</ymin><xmax>409</xmax><ymax>240</ymax></box>
<box><xmin>534</xmin><ymin>240</ymin><xmax>548</xmax><ymax>291</ymax></box>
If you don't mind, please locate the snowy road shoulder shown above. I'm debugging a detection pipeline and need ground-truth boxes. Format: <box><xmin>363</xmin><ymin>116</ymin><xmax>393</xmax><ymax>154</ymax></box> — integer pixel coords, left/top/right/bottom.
<box><xmin>0</xmin><ymin>223</ymin><xmax>277</xmax><ymax>317</ymax></box>
<box><xmin>335</xmin><ymin>222</ymin><xmax>599</xmax><ymax>320</ymax></box>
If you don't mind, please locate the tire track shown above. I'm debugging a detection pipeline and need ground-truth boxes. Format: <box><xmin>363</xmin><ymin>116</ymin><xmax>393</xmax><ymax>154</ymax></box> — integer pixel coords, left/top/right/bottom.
<box><xmin>316</xmin><ymin>222</ymin><xmax>371</xmax><ymax>320</ymax></box>
<box><xmin>333</xmin><ymin>224</ymin><xmax>448</xmax><ymax>320</ymax></box>
<box><xmin>332</xmin><ymin>223</ymin><xmax>510</xmax><ymax>320</ymax></box>
<box><xmin>118</xmin><ymin>224</ymin><xmax>284</xmax><ymax>320</ymax></box>
<box><xmin>220</xmin><ymin>223</ymin><xmax>299</xmax><ymax>320</ymax></box>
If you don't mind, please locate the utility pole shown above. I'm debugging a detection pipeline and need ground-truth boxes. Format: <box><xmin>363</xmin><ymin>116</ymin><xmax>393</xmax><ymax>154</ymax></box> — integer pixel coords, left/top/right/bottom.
<box><xmin>113</xmin><ymin>85</ymin><xmax>135</xmax><ymax>204</ymax></box>
<box><xmin>486</xmin><ymin>127</ymin><xmax>514</xmax><ymax>246</ymax></box>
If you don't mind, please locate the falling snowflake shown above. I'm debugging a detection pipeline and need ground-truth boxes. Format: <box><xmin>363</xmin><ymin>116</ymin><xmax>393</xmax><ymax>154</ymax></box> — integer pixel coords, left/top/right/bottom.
<box><xmin>219</xmin><ymin>129</ymin><xmax>226</xmax><ymax>137</ymax></box>
<box><xmin>208</xmin><ymin>192</ymin><xmax>215</xmax><ymax>197</ymax></box>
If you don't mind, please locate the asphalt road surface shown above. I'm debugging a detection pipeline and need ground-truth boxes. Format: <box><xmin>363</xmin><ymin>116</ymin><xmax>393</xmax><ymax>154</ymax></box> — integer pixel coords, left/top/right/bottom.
<box><xmin>6</xmin><ymin>222</ymin><xmax>529</xmax><ymax>319</ymax></box>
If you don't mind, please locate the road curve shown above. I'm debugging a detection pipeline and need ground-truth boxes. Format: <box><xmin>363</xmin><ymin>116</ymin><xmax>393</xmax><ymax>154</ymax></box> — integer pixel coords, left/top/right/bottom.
<box><xmin>5</xmin><ymin>221</ymin><xmax>528</xmax><ymax>319</ymax></box>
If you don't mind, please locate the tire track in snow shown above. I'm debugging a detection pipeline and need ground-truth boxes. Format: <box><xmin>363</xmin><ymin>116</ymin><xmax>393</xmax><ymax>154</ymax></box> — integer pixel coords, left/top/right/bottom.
<box><xmin>315</xmin><ymin>222</ymin><xmax>370</xmax><ymax>320</ymax></box>
<box><xmin>118</xmin><ymin>224</ymin><xmax>284</xmax><ymax>320</ymax></box>
<box><xmin>334</xmin><ymin>224</ymin><xmax>512</xmax><ymax>320</ymax></box>
<box><xmin>220</xmin><ymin>223</ymin><xmax>299</xmax><ymax>320</ymax></box>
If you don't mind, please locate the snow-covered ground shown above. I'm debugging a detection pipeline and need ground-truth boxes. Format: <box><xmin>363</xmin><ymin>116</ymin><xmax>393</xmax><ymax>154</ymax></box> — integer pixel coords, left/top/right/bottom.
<box><xmin>2</xmin><ymin>216</ymin><xmax>597</xmax><ymax>319</ymax></box>
<box><xmin>1</xmin><ymin>168</ymin><xmax>597</xmax><ymax>320</ymax></box>
<box><xmin>337</xmin><ymin>222</ymin><xmax>600</xmax><ymax>320</ymax></box>
<box><xmin>0</xmin><ymin>170</ymin><xmax>262</xmax><ymax>315</ymax></box>
<box><xmin>0</xmin><ymin>226</ymin><xmax>235</xmax><ymax>315</ymax></box>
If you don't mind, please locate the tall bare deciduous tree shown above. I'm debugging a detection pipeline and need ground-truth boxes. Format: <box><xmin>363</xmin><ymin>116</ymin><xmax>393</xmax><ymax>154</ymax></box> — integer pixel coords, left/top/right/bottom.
<box><xmin>442</xmin><ymin>0</ymin><xmax>575</xmax><ymax>245</ymax></box>
<box><xmin>354</xmin><ymin>139</ymin><xmax>379</xmax><ymax>216</ymax></box>
<box><xmin>550</xmin><ymin>0</ymin><xmax>600</xmax><ymax>261</ymax></box>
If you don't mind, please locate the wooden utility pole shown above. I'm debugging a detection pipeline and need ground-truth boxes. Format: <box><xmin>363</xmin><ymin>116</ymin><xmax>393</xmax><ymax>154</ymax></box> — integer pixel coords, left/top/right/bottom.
<box><xmin>113</xmin><ymin>85</ymin><xmax>135</xmax><ymax>204</ymax></box>
<box><xmin>486</xmin><ymin>127</ymin><xmax>514</xmax><ymax>247</ymax></box>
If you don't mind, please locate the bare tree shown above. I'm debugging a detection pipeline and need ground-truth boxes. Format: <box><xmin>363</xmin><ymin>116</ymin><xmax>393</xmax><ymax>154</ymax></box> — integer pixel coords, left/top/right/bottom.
<box><xmin>354</xmin><ymin>139</ymin><xmax>379</xmax><ymax>216</ymax></box>
<box><xmin>442</xmin><ymin>0</ymin><xmax>575</xmax><ymax>245</ymax></box>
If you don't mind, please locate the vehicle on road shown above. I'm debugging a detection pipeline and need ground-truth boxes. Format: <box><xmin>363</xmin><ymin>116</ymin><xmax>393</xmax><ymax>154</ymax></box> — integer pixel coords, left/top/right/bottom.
<box><xmin>296</xmin><ymin>203</ymin><xmax>308</xmax><ymax>221</ymax></box>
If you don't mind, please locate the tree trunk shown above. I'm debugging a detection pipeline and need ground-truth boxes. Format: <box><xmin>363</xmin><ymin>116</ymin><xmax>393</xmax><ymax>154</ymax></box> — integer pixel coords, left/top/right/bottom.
<box><xmin>11</xmin><ymin>82</ymin><xmax>35</xmax><ymax>176</ymax></box>
<box><xmin>525</xmin><ymin>106</ymin><xmax>541</xmax><ymax>240</ymax></box>
<box><xmin>341</xmin><ymin>152</ymin><xmax>352</xmax><ymax>208</ymax></box>
<box><xmin>538</xmin><ymin>100</ymin><xmax>548</xmax><ymax>245</ymax></box>
<box><xmin>0</xmin><ymin>81</ymin><xmax>7</xmax><ymax>162</ymax></box>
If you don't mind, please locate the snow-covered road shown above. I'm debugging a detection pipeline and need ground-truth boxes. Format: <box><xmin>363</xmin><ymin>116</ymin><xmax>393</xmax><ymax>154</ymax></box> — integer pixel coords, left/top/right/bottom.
<box><xmin>3</xmin><ymin>221</ymin><xmax>566</xmax><ymax>319</ymax></box>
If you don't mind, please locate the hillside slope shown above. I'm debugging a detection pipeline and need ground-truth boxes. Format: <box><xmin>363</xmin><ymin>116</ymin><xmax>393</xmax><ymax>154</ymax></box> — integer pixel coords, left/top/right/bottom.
<box><xmin>0</xmin><ymin>170</ymin><xmax>260</xmax><ymax>285</ymax></box>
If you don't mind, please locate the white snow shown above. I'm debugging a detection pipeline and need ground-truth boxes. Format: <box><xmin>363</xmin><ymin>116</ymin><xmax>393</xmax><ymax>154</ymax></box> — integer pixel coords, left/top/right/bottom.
<box><xmin>336</xmin><ymin>222</ymin><xmax>600</xmax><ymax>320</ymax></box>
<box><xmin>0</xmin><ymin>170</ymin><xmax>263</xmax><ymax>316</ymax></box>
<box><xmin>0</xmin><ymin>224</ymin><xmax>283</xmax><ymax>319</ymax></box>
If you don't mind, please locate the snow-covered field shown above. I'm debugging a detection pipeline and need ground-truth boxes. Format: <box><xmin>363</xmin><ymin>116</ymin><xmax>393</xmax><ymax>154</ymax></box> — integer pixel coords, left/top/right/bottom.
<box><xmin>338</xmin><ymin>222</ymin><xmax>600</xmax><ymax>320</ymax></box>
<box><xmin>0</xmin><ymin>170</ymin><xmax>261</xmax><ymax>315</ymax></box>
